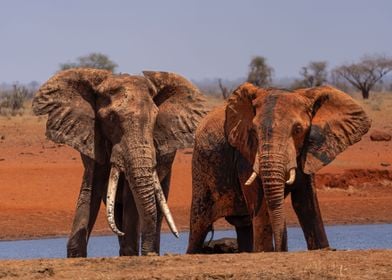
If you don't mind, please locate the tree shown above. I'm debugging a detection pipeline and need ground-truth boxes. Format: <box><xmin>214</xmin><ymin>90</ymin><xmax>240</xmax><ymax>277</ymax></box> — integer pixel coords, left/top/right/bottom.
<box><xmin>59</xmin><ymin>52</ymin><xmax>118</xmax><ymax>72</ymax></box>
<box><xmin>247</xmin><ymin>56</ymin><xmax>273</xmax><ymax>87</ymax></box>
<box><xmin>329</xmin><ymin>70</ymin><xmax>352</xmax><ymax>93</ymax></box>
<box><xmin>291</xmin><ymin>61</ymin><xmax>328</xmax><ymax>89</ymax></box>
<box><xmin>299</xmin><ymin>61</ymin><xmax>328</xmax><ymax>87</ymax></box>
<box><xmin>218</xmin><ymin>78</ymin><xmax>230</xmax><ymax>99</ymax></box>
<box><xmin>333</xmin><ymin>54</ymin><xmax>392</xmax><ymax>99</ymax></box>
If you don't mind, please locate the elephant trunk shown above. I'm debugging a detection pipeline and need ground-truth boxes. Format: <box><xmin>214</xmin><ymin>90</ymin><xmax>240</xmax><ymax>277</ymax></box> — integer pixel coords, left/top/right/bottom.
<box><xmin>128</xmin><ymin>152</ymin><xmax>179</xmax><ymax>249</ymax></box>
<box><xmin>259</xmin><ymin>152</ymin><xmax>287</xmax><ymax>252</ymax></box>
<box><xmin>130</xmin><ymin>164</ymin><xmax>158</xmax><ymax>254</ymax></box>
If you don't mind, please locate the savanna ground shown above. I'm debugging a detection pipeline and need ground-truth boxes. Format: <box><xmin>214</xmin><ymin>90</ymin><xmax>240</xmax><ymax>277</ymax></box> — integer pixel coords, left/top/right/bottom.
<box><xmin>0</xmin><ymin>93</ymin><xmax>391</xmax><ymax>279</ymax></box>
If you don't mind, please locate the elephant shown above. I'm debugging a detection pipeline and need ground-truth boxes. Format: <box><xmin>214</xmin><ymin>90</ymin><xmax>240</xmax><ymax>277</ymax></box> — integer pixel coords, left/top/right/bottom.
<box><xmin>32</xmin><ymin>68</ymin><xmax>207</xmax><ymax>257</ymax></box>
<box><xmin>187</xmin><ymin>83</ymin><xmax>371</xmax><ymax>253</ymax></box>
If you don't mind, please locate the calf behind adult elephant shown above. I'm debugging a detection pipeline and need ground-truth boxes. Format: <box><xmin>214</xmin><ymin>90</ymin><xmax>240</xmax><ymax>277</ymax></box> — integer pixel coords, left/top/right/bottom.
<box><xmin>187</xmin><ymin>83</ymin><xmax>370</xmax><ymax>253</ymax></box>
<box><xmin>33</xmin><ymin>69</ymin><xmax>207</xmax><ymax>257</ymax></box>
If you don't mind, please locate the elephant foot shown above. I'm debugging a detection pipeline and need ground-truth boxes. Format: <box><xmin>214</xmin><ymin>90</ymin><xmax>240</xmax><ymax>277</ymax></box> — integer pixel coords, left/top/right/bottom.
<box><xmin>320</xmin><ymin>246</ymin><xmax>337</xmax><ymax>251</ymax></box>
<box><xmin>67</xmin><ymin>229</ymin><xmax>88</xmax><ymax>258</ymax></box>
<box><xmin>119</xmin><ymin>248</ymin><xmax>139</xmax><ymax>256</ymax></box>
<box><xmin>146</xmin><ymin>252</ymin><xmax>159</xmax><ymax>256</ymax></box>
<box><xmin>67</xmin><ymin>251</ymin><xmax>86</xmax><ymax>258</ymax></box>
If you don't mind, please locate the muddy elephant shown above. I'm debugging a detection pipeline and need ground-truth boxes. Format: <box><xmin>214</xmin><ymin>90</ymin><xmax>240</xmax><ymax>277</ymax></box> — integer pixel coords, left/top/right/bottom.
<box><xmin>187</xmin><ymin>83</ymin><xmax>370</xmax><ymax>253</ymax></box>
<box><xmin>32</xmin><ymin>68</ymin><xmax>207</xmax><ymax>257</ymax></box>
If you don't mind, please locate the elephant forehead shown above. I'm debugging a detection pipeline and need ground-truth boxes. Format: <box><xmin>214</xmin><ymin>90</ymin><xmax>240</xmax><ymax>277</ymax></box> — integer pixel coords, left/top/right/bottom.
<box><xmin>257</xmin><ymin>93</ymin><xmax>309</xmax><ymax>118</ymax></box>
<box><xmin>254</xmin><ymin>93</ymin><xmax>310</xmax><ymax>139</ymax></box>
<box><xmin>98</xmin><ymin>75</ymin><xmax>150</xmax><ymax>94</ymax></box>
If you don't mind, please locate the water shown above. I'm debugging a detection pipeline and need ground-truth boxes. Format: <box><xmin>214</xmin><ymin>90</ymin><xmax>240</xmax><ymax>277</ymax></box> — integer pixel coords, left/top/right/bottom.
<box><xmin>0</xmin><ymin>224</ymin><xmax>391</xmax><ymax>259</ymax></box>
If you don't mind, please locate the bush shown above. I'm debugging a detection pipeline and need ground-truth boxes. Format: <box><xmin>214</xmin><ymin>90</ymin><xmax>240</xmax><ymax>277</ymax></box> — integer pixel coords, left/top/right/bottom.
<box><xmin>59</xmin><ymin>52</ymin><xmax>118</xmax><ymax>72</ymax></box>
<box><xmin>0</xmin><ymin>84</ymin><xmax>29</xmax><ymax>116</ymax></box>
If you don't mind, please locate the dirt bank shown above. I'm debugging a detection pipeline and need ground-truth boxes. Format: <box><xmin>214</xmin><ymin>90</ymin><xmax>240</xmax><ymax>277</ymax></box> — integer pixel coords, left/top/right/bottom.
<box><xmin>1</xmin><ymin>250</ymin><xmax>391</xmax><ymax>279</ymax></box>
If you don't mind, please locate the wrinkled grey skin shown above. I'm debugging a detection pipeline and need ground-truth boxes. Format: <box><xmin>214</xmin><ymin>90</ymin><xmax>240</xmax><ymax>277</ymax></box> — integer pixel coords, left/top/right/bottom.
<box><xmin>187</xmin><ymin>83</ymin><xmax>370</xmax><ymax>253</ymax></box>
<box><xmin>32</xmin><ymin>69</ymin><xmax>207</xmax><ymax>257</ymax></box>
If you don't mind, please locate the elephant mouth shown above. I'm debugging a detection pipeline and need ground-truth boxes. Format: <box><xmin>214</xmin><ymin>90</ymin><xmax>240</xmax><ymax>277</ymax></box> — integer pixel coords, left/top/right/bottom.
<box><xmin>105</xmin><ymin>164</ymin><xmax>179</xmax><ymax>238</ymax></box>
<box><xmin>244</xmin><ymin>152</ymin><xmax>296</xmax><ymax>186</ymax></box>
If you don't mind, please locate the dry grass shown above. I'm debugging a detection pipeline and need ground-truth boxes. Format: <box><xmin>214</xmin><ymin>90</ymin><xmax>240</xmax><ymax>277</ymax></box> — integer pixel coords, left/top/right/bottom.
<box><xmin>357</xmin><ymin>92</ymin><xmax>392</xmax><ymax>130</ymax></box>
<box><xmin>0</xmin><ymin>250</ymin><xmax>391</xmax><ymax>279</ymax></box>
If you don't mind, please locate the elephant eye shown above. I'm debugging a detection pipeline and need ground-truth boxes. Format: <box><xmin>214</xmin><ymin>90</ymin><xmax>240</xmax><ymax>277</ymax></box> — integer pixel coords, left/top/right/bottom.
<box><xmin>292</xmin><ymin>123</ymin><xmax>303</xmax><ymax>136</ymax></box>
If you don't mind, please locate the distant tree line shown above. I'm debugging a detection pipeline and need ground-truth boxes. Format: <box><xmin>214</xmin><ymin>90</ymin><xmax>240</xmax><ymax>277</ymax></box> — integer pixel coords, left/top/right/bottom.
<box><xmin>244</xmin><ymin>54</ymin><xmax>392</xmax><ymax>99</ymax></box>
<box><xmin>215</xmin><ymin>54</ymin><xmax>392</xmax><ymax>100</ymax></box>
<box><xmin>1</xmin><ymin>52</ymin><xmax>392</xmax><ymax>117</ymax></box>
<box><xmin>61</xmin><ymin>52</ymin><xmax>392</xmax><ymax>101</ymax></box>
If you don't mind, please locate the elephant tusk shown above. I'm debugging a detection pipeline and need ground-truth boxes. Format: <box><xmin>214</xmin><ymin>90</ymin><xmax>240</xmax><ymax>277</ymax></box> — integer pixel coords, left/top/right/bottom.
<box><xmin>106</xmin><ymin>165</ymin><xmax>125</xmax><ymax>236</ymax></box>
<box><xmin>245</xmin><ymin>152</ymin><xmax>260</xmax><ymax>186</ymax></box>
<box><xmin>153</xmin><ymin>171</ymin><xmax>179</xmax><ymax>238</ymax></box>
<box><xmin>245</xmin><ymin>172</ymin><xmax>258</xmax><ymax>186</ymax></box>
<box><xmin>285</xmin><ymin>168</ymin><xmax>296</xmax><ymax>185</ymax></box>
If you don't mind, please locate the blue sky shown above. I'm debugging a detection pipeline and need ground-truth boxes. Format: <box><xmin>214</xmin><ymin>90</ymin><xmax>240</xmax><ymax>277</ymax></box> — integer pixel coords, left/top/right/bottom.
<box><xmin>0</xmin><ymin>0</ymin><xmax>391</xmax><ymax>83</ymax></box>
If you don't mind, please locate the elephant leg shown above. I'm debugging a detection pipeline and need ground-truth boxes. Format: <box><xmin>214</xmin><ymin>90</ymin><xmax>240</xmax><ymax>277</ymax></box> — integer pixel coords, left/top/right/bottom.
<box><xmin>154</xmin><ymin>170</ymin><xmax>172</xmax><ymax>255</ymax></box>
<box><xmin>225</xmin><ymin>215</ymin><xmax>253</xmax><ymax>252</ymax></box>
<box><xmin>67</xmin><ymin>155</ymin><xmax>108</xmax><ymax>258</ymax></box>
<box><xmin>291</xmin><ymin>172</ymin><xmax>329</xmax><ymax>250</ymax></box>
<box><xmin>235</xmin><ymin>225</ymin><xmax>253</xmax><ymax>252</ymax></box>
<box><xmin>118</xmin><ymin>178</ymin><xmax>140</xmax><ymax>256</ymax></box>
<box><xmin>186</xmin><ymin>190</ymin><xmax>215</xmax><ymax>254</ymax></box>
<box><xmin>187</xmin><ymin>218</ymin><xmax>212</xmax><ymax>254</ymax></box>
<box><xmin>252</xmin><ymin>197</ymin><xmax>274</xmax><ymax>252</ymax></box>
<box><xmin>151</xmin><ymin>152</ymin><xmax>176</xmax><ymax>255</ymax></box>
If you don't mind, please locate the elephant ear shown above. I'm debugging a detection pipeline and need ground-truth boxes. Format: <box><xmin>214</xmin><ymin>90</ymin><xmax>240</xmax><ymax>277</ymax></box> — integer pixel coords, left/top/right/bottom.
<box><xmin>225</xmin><ymin>83</ymin><xmax>263</xmax><ymax>162</ymax></box>
<box><xmin>143</xmin><ymin>71</ymin><xmax>208</xmax><ymax>156</ymax></box>
<box><xmin>32</xmin><ymin>68</ymin><xmax>111</xmax><ymax>163</ymax></box>
<box><xmin>300</xmin><ymin>86</ymin><xmax>371</xmax><ymax>174</ymax></box>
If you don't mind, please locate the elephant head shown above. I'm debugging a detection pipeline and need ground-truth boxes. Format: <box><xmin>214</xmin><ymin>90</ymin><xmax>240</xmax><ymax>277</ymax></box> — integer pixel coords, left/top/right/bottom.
<box><xmin>225</xmin><ymin>83</ymin><xmax>371</xmax><ymax>251</ymax></box>
<box><xmin>32</xmin><ymin>68</ymin><xmax>207</xmax><ymax>254</ymax></box>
